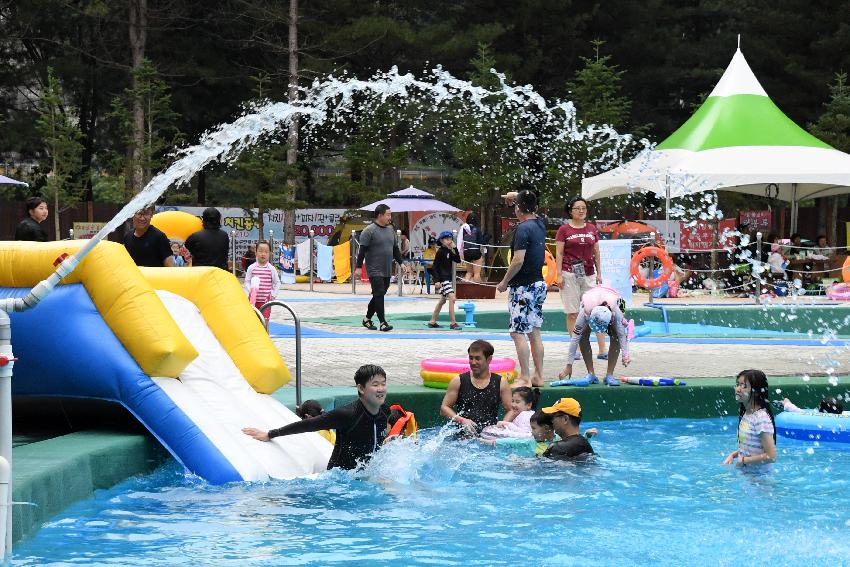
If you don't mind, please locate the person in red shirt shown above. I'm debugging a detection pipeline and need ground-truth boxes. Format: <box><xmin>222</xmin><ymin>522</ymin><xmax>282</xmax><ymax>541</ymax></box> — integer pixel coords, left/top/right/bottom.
<box><xmin>554</xmin><ymin>197</ymin><xmax>607</xmax><ymax>379</ymax></box>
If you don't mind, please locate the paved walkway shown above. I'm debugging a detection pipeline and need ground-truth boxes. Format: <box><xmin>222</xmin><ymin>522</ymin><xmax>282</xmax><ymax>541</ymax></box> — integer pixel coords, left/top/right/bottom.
<box><xmin>268</xmin><ymin>284</ymin><xmax>849</xmax><ymax>388</ymax></box>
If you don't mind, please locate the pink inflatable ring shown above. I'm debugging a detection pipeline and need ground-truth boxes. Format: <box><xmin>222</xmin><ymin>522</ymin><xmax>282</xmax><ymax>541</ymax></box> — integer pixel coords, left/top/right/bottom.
<box><xmin>826</xmin><ymin>282</ymin><xmax>850</xmax><ymax>301</ymax></box>
<box><xmin>421</xmin><ymin>357</ymin><xmax>516</xmax><ymax>374</ymax></box>
<box><xmin>420</xmin><ymin>357</ymin><xmax>518</xmax><ymax>389</ymax></box>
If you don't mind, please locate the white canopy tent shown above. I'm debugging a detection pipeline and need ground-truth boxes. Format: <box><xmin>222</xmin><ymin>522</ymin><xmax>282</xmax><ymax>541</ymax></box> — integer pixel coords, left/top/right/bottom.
<box><xmin>582</xmin><ymin>47</ymin><xmax>850</xmax><ymax>233</ymax></box>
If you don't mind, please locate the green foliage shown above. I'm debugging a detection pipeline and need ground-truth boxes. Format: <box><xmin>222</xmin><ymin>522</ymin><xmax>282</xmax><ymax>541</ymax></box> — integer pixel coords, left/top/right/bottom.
<box><xmin>808</xmin><ymin>72</ymin><xmax>850</xmax><ymax>152</ymax></box>
<box><xmin>109</xmin><ymin>59</ymin><xmax>182</xmax><ymax>191</ymax></box>
<box><xmin>35</xmin><ymin>68</ymin><xmax>85</xmax><ymax>213</ymax></box>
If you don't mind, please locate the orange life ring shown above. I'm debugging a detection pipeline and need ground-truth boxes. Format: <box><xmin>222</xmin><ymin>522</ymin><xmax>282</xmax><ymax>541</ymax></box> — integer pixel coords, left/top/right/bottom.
<box><xmin>542</xmin><ymin>250</ymin><xmax>557</xmax><ymax>286</ymax></box>
<box><xmin>507</xmin><ymin>249</ymin><xmax>558</xmax><ymax>286</ymax></box>
<box><xmin>630</xmin><ymin>246</ymin><xmax>673</xmax><ymax>289</ymax></box>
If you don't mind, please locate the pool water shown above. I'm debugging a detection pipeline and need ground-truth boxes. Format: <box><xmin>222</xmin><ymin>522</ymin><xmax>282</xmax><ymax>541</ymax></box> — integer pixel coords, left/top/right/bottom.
<box><xmin>12</xmin><ymin>418</ymin><xmax>850</xmax><ymax>566</ymax></box>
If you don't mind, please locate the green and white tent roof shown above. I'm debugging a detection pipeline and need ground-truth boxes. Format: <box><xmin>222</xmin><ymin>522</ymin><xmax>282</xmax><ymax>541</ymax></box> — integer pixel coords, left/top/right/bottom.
<box><xmin>582</xmin><ymin>49</ymin><xmax>850</xmax><ymax>203</ymax></box>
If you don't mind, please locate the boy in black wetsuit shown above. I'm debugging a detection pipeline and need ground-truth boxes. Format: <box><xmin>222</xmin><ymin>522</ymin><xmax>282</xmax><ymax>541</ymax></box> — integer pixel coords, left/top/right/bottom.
<box><xmin>540</xmin><ymin>397</ymin><xmax>594</xmax><ymax>461</ymax></box>
<box><xmin>242</xmin><ymin>365</ymin><xmax>390</xmax><ymax>470</ymax></box>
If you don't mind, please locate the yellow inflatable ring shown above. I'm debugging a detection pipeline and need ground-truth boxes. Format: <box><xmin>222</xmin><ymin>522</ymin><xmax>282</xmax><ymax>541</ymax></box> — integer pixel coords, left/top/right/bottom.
<box><xmin>420</xmin><ymin>369</ymin><xmax>518</xmax><ymax>388</ymax></box>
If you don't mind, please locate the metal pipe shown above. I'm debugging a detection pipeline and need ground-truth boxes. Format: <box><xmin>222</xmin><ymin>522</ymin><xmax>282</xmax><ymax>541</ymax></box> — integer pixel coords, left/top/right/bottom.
<box><xmin>350</xmin><ymin>230</ymin><xmax>357</xmax><ymax>295</ymax></box>
<box><xmin>755</xmin><ymin>232</ymin><xmax>763</xmax><ymax>304</ymax></box>
<box><xmin>0</xmin><ymin>309</ymin><xmax>11</xmax><ymax>559</ymax></box>
<box><xmin>648</xmin><ymin>232</ymin><xmax>656</xmax><ymax>305</ymax></box>
<box><xmin>258</xmin><ymin>301</ymin><xmax>302</xmax><ymax>407</ymax></box>
<box><xmin>268</xmin><ymin>229</ymin><xmax>274</xmax><ymax>253</ymax></box>
<box><xmin>231</xmin><ymin>235</ymin><xmax>237</xmax><ymax>276</ymax></box>
<box><xmin>451</xmin><ymin>229</ymin><xmax>458</xmax><ymax>288</ymax></box>
<box><xmin>308</xmin><ymin>230</ymin><xmax>314</xmax><ymax>292</ymax></box>
<box><xmin>396</xmin><ymin>229</ymin><xmax>403</xmax><ymax>297</ymax></box>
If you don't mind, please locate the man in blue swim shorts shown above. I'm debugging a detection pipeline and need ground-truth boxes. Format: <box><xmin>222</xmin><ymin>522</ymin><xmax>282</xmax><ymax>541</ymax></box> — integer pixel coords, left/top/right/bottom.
<box><xmin>497</xmin><ymin>189</ymin><xmax>547</xmax><ymax>388</ymax></box>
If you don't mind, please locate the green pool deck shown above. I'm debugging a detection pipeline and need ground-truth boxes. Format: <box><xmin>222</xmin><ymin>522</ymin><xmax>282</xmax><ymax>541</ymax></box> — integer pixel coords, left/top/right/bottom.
<box><xmin>10</xmin><ymin>374</ymin><xmax>850</xmax><ymax>545</ymax></box>
<box><xmin>310</xmin><ymin>303</ymin><xmax>850</xmax><ymax>336</ymax></box>
<box><xmin>10</xmin><ymin>431</ymin><xmax>168</xmax><ymax>544</ymax></box>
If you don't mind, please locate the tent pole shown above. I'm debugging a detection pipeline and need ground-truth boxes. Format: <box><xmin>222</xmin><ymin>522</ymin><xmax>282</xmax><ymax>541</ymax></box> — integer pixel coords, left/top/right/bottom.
<box><xmin>790</xmin><ymin>183</ymin><xmax>798</xmax><ymax>235</ymax></box>
<box><xmin>665</xmin><ymin>177</ymin><xmax>670</xmax><ymax>224</ymax></box>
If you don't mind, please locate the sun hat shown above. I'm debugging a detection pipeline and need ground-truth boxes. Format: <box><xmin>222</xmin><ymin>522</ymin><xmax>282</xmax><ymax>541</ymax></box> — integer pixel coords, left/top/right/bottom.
<box><xmin>588</xmin><ymin>305</ymin><xmax>612</xmax><ymax>333</ymax></box>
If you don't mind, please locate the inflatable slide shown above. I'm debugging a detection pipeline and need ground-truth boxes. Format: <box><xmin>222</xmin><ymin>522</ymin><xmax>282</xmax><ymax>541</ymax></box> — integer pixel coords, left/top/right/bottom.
<box><xmin>0</xmin><ymin>241</ymin><xmax>331</xmax><ymax>484</ymax></box>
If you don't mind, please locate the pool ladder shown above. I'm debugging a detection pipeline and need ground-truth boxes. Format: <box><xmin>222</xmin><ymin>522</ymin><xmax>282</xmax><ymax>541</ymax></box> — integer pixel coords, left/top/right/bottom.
<box><xmin>253</xmin><ymin>301</ymin><xmax>303</xmax><ymax>407</ymax></box>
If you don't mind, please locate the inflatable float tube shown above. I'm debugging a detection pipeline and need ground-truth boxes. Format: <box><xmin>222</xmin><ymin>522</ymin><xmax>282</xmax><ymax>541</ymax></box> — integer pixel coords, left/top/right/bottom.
<box><xmin>619</xmin><ymin>376</ymin><xmax>686</xmax><ymax>386</ymax></box>
<box><xmin>775</xmin><ymin>410</ymin><xmax>850</xmax><ymax>444</ymax></box>
<box><xmin>826</xmin><ymin>282</ymin><xmax>850</xmax><ymax>301</ymax></box>
<box><xmin>420</xmin><ymin>357</ymin><xmax>517</xmax><ymax>389</ymax></box>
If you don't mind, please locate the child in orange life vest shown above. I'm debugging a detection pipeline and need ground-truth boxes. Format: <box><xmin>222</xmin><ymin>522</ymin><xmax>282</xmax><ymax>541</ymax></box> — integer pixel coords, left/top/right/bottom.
<box><xmin>244</xmin><ymin>241</ymin><xmax>281</xmax><ymax>319</ymax></box>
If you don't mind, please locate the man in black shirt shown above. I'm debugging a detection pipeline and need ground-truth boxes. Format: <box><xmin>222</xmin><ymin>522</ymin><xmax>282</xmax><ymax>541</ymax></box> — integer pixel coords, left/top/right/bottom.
<box><xmin>242</xmin><ymin>365</ymin><xmax>390</xmax><ymax>470</ymax></box>
<box><xmin>541</xmin><ymin>397</ymin><xmax>594</xmax><ymax>460</ymax></box>
<box><xmin>123</xmin><ymin>206</ymin><xmax>174</xmax><ymax>267</ymax></box>
<box><xmin>185</xmin><ymin>207</ymin><xmax>230</xmax><ymax>270</ymax></box>
<box><xmin>440</xmin><ymin>340</ymin><xmax>515</xmax><ymax>436</ymax></box>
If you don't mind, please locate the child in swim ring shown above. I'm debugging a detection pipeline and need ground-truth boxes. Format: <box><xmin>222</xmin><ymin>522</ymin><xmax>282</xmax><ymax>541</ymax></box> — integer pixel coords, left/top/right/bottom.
<box><xmin>723</xmin><ymin>369</ymin><xmax>777</xmax><ymax>467</ymax></box>
<box><xmin>479</xmin><ymin>387</ymin><xmax>540</xmax><ymax>440</ymax></box>
<box><xmin>780</xmin><ymin>396</ymin><xmax>844</xmax><ymax>414</ymax></box>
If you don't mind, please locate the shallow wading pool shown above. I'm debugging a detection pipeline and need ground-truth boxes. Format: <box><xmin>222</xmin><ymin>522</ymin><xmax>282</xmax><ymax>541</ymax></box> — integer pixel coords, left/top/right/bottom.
<box><xmin>12</xmin><ymin>417</ymin><xmax>850</xmax><ymax>566</ymax></box>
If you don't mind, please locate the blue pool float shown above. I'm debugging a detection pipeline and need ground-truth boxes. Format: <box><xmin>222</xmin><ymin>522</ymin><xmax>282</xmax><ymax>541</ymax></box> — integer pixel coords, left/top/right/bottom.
<box><xmin>775</xmin><ymin>411</ymin><xmax>850</xmax><ymax>444</ymax></box>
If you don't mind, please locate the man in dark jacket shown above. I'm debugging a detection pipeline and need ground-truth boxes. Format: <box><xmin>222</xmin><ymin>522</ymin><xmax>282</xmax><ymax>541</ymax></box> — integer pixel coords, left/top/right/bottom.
<box><xmin>185</xmin><ymin>207</ymin><xmax>230</xmax><ymax>270</ymax></box>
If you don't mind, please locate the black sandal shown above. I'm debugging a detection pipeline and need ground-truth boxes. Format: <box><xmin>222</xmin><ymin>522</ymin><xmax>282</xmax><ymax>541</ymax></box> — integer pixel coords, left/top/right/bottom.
<box><xmin>362</xmin><ymin>318</ymin><xmax>377</xmax><ymax>330</ymax></box>
<box><xmin>427</xmin><ymin>322</ymin><xmax>441</xmax><ymax>328</ymax></box>
<box><xmin>379</xmin><ymin>322</ymin><xmax>393</xmax><ymax>332</ymax></box>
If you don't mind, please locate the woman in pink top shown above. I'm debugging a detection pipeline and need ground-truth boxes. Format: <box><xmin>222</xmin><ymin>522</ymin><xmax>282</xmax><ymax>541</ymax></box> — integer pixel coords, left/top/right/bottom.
<box><xmin>554</xmin><ymin>197</ymin><xmax>606</xmax><ymax>379</ymax></box>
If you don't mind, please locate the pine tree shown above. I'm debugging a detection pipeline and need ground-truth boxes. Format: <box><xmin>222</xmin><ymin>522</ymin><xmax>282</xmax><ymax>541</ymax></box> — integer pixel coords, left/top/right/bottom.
<box><xmin>35</xmin><ymin>67</ymin><xmax>85</xmax><ymax>239</ymax></box>
<box><xmin>808</xmin><ymin>72</ymin><xmax>850</xmax><ymax>244</ymax></box>
<box><xmin>110</xmin><ymin>59</ymin><xmax>182</xmax><ymax>197</ymax></box>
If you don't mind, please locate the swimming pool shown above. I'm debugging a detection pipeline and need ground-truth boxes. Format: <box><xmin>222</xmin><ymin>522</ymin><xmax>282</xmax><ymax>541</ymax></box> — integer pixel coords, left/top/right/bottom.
<box><xmin>12</xmin><ymin>417</ymin><xmax>850</xmax><ymax>566</ymax></box>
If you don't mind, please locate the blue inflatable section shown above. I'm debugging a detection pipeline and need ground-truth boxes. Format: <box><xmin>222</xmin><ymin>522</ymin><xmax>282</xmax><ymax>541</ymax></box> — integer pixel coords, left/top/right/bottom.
<box><xmin>775</xmin><ymin>410</ymin><xmax>850</xmax><ymax>444</ymax></box>
<box><xmin>0</xmin><ymin>284</ymin><xmax>243</xmax><ymax>484</ymax></box>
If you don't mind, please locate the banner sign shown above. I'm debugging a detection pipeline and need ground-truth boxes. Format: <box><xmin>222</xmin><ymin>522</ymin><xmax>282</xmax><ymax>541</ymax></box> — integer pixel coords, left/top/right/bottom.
<box><xmin>679</xmin><ymin>219</ymin><xmax>736</xmax><ymax>251</ymax></box>
<box><xmin>598</xmin><ymin>239</ymin><xmax>634</xmax><ymax>307</ymax></box>
<box><xmin>409</xmin><ymin>212</ymin><xmax>465</xmax><ymax>257</ymax></box>
<box><xmin>72</xmin><ymin>222</ymin><xmax>106</xmax><ymax>239</ymax></box>
<box><xmin>278</xmin><ymin>245</ymin><xmax>296</xmax><ymax>284</ymax></box>
<box><xmin>739</xmin><ymin>210</ymin><xmax>771</xmax><ymax>231</ymax></box>
<box><xmin>156</xmin><ymin>206</ymin><xmax>345</xmax><ymax>245</ymax></box>
<box><xmin>156</xmin><ymin>206</ymin><xmax>346</xmax><ymax>264</ymax></box>
<box><xmin>644</xmin><ymin>220</ymin><xmax>681</xmax><ymax>252</ymax></box>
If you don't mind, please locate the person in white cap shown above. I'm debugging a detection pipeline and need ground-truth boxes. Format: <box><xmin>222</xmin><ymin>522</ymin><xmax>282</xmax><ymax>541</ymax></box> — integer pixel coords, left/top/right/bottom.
<box><xmin>558</xmin><ymin>286</ymin><xmax>630</xmax><ymax>386</ymax></box>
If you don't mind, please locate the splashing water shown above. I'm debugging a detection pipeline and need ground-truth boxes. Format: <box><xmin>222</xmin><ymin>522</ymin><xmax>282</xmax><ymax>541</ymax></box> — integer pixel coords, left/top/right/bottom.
<box><xmin>87</xmin><ymin>65</ymin><xmax>642</xmax><ymax>245</ymax></box>
<box><xmin>357</xmin><ymin>423</ymin><xmax>469</xmax><ymax>487</ymax></box>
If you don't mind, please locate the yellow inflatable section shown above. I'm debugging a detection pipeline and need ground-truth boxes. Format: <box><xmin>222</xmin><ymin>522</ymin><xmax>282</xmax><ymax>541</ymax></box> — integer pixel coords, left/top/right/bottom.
<box><xmin>151</xmin><ymin>210</ymin><xmax>202</xmax><ymax>242</ymax></box>
<box><xmin>141</xmin><ymin>267</ymin><xmax>291</xmax><ymax>393</ymax></box>
<box><xmin>0</xmin><ymin>240</ymin><xmax>197</xmax><ymax>377</ymax></box>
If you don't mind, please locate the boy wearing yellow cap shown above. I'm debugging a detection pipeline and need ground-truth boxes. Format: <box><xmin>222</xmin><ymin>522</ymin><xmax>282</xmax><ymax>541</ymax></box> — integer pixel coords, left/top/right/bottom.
<box><xmin>541</xmin><ymin>397</ymin><xmax>594</xmax><ymax>460</ymax></box>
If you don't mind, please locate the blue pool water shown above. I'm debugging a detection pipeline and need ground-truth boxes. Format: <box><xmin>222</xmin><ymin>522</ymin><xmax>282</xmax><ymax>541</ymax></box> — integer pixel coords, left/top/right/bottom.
<box><xmin>12</xmin><ymin>418</ymin><xmax>850</xmax><ymax>566</ymax></box>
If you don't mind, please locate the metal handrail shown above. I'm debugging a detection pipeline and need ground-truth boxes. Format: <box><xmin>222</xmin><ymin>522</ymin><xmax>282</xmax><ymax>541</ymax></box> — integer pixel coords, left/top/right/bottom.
<box><xmin>257</xmin><ymin>300</ymin><xmax>303</xmax><ymax>406</ymax></box>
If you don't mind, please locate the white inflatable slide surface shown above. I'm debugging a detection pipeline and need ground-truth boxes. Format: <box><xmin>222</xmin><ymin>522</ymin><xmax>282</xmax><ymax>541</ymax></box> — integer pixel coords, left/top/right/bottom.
<box><xmin>153</xmin><ymin>290</ymin><xmax>332</xmax><ymax>481</ymax></box>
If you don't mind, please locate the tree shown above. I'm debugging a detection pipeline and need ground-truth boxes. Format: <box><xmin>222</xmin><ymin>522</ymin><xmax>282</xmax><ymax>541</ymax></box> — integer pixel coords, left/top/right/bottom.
<box><xmin>808</xmin><ymin>72</ymin><xmax>850</xmax><ymax>244</ymax></box>
<box><xmin>109</xmin><ymin>58</ymin><xmax>182</xmax><ymax>196</ymax></box>
<box><xmin>35</xmin><ymin>68</ymin><xmax>85</xmax><ymax>238</ymax></box>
